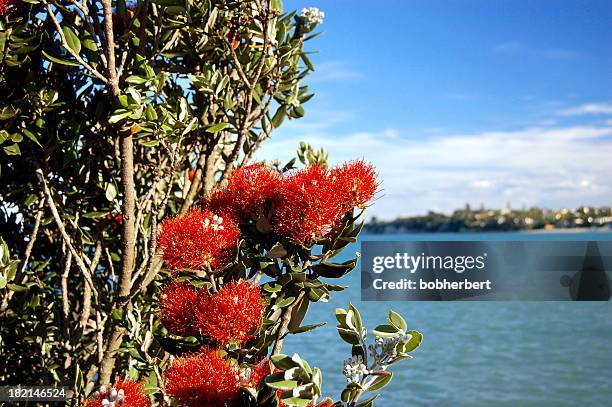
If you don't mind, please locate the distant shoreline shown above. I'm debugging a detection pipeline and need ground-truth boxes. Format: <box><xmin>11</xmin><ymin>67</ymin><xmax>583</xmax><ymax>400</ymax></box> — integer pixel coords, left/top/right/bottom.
<box><xmin>363</xmin><ymin>226</ymin><xmax>612</xmax><ymax>235</ymax></box>
<box><xmin>364</xmin><ymin>206</ymin><xmax>612</xmax><ymax>234</ymax></box>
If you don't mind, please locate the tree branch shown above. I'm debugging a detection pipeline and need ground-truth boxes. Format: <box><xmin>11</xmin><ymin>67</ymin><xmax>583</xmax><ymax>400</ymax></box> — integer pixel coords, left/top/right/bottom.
<box><xmin>45</xmin><ymin>2</ymin><xmax>109</xmax><ymax>84</ymax></box>
<box><xmin>271</xmin><ymin>290</ymin><xmax>305</xmax><ymax>355</ymax></box>
<box><xmin>220</xmin><ymin>0</ymin><xmax>271</xmax><ymax>183</ymax></box>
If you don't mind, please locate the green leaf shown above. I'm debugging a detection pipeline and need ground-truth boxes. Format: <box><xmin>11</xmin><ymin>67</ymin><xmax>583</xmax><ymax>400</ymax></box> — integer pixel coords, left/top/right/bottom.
<box><xmin>3</xmin><ymin>143</ymin><xmax>20</xmax><ymax>155</ymax></box>
<box><xmin>206</xmin><ymin>122</ymin><xmax>228</xmax><ymax>133</ymax></box>
<box><xmin>267</xmin><ymin>242</ymin><xmax>287</xmax><ymax>258</ymax></box>
<box><xmin>387</xmin><ymin>310</ymin><xmax>407</xmax><ymax>331</ymax></box>
<box><xmin>348</xmin><ymin>303</ymin><xmax>363</xmax><ymax>332</ymax></box>
<box><xmin>265</xmin><ymin>378</ymin><xmax>299</xmax><ymax>390</ymax></box>
<box><xmin>105</xmin><ymin>183</ymin><xmax>117</xmax><ymax>201</ymax></box>
<box><xmin>82</xmin><ymin>38</ymin><xmax>98</xmax><ymax>52</ymax></box>
<box><xmin>300</xmin><ymin>53</ymin><xmax>314</xmax><ymax>71</ymax></box>
<box><xmin>42</xmin><ymin>50</ymin><xmax>80</xmax><ymax>66</ymax></box>
<box><xmin>24</xmin><ymin>194</ymin><xmax>38</xmax><ymax>206</ymax></box>
<box><xmin>0</xmin><ymin>106</ymin><xmax>18</xmax><ymax>120</ymax></box>
<box><xmin>279</xmin><ymin>397</ymin><xmax>312</xmax><ymax>407</ymax></box>
<box><xmin>373</xmin><ymin>324</ymin><xmax>399</xmax><ymax>338</ymax></box>
<box><xmin>271</xmin><ymin>106</ymin><xmax>286</xmax><ymax>128</ymax></box>
<box><xmin>140</xmin><ymin>140</ymin><xmax>159</xmax><ymax>147</ymax></box>
<box><xmin>83</xmin><ymin>211</ymin><xmax>109</xmax><ymax>219</ymax></box>
<box><xmin>74</xmin><ymin>364</ymin><xmax>84</xmax><ymax>394</ymax></box>
<box><xmin>287</xmin><ymin>294</ymin><xmax>309</xmax><ymax>332</ymax></box>
<box><xmin>366</xmin><ymin>372</ymin><xmax>393</xmax><ymax>391</ymax></box>
<box><xmin>404</xmin><ymin>330</ymin><xmax>423</xmax><ymax>352</ymax></box>
<box><xmin>311</xmin><ymin>259</ymin><xmax>356</xmax><ymax>278</ymax></box>
<box><xmin>22</xmin><ymin>129</ymin><xmax>42</xmax><ymax>147</ymax></box>
<box><xmin>62</xmin><ymin>26</ymin><xmax>81</xmax><ymax>54</ymax></box>
<box><xmin>335</xmin><ymin>308</ymin><xmax>348</xmax><ymax>325</ymax></box>
<box><xmin>289</xmin><ymin>323</ymin><xmax>326</xmax><ymax>334</ymax></box>
<box><xmin>276</xmin><ymin>296</ymin><xmax>295</xmax><ymax>308</ymax></box>
<box><xmin>7</xmin><ymin>283</ymin><xmax>27</xmax><ymax>292</ymax></box>
<box><xmin>337</xmin><ymin>327</ymin><xmax>361</xmax><ymax>345</ymax></box>
<box><xmin>145</xmin><ymin>104</ymin><xmax>158</xmax><ymax>120</ymax></box>
<box><xmin>270</xmin><ymin>354</ymin><xmax>300</xmax><ymax>371</ymax></box>
<box><xmin>263</xmin><ymin>283</ymin><xmax>282</xmax><ymax>293</ymax></box>
<box><xmin>109</xmin><ymin>110</ymin><xmax>131</xmax><ymax>124</ymax></box>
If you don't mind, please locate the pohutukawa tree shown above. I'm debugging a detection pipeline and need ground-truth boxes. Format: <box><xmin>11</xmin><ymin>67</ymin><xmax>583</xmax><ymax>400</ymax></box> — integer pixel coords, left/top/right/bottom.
<box><xmin>0</xmin><ymin>0</ymin><xmax>422</xmax><ymax>405</ymax></box>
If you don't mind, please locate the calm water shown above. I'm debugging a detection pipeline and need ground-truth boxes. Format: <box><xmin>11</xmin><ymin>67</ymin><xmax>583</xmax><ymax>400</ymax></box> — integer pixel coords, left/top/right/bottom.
<box><xmin>287</xmin><ymin>232</ymin><xmax>612</xmax><ymax>406</ymax></box>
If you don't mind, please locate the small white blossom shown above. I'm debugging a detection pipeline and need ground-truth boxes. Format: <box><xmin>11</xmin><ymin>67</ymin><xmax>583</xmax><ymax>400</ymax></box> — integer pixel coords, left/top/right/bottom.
<box><xmin>203</xmin><ymin>215</ymin><xmax>225</xmax><ymax>231</ymax></box>
<box><xmin>342</xmin><ymin>355</ymin><xmax>367</xmax><ymax>383</ymax></box>
<box><xmin>94</xmin><ymin>385</ymin><xmax>126</xmax><ymax>407</ymax></box>
<box><xmin>300</xmin><ymin>7</ymin><xmax>325</xmax><ymax>25</ymax></box>
<box><xmin>369</xmin><ymin>332</ymin><xmax>412</xmax><ymax>364</ymax></box>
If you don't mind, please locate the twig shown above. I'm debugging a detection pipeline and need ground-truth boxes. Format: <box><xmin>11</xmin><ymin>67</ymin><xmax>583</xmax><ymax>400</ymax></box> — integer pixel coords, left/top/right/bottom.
<box><xmin>0</xmin><ymin>199</ymin><xmax>45</xmax><ymax>313</ymax></box>
<box><xmin>220</xmin><ymin>0</ymin><xmax>271</xmax><ymax>183</ymax></box>
<box><xmin>44</xmin><ymin>2</ymin><xmax>109</xmax><ymax>84</ymax></box>
<box><xmin>34</xmin><ymin>164</ymin><xmax>98</xmax><ymax>299</ymax></box>
<box><xmin>271</xmin><ymin>290</ymin><xmax>305</xmax><ymax>355</ymax></box>
<box><xmin>61</xmin><ymin>251</ymin><xmax>72</xmax><ymax>324</ymax></box>
<box><xmin>223</xmin><ymin>36</ymin><xmax>251</xmax><ymax>87</ymax></box>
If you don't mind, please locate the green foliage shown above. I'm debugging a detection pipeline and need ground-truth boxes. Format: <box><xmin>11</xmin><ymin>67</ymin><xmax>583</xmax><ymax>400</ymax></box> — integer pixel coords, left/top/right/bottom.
<box><xmin>0</xmin><ymin>0</ymin><xmax>319</xmax><ymax>391</ymax></box>
<box><xmin>335</xmin><ymin>306</ymin><xmax>423</xmax><ymax>406</ymax></box>
<box><xmin>0</xmin><ymin>2</ymin><xmax>422</xmax><ymax>406</ymax></box>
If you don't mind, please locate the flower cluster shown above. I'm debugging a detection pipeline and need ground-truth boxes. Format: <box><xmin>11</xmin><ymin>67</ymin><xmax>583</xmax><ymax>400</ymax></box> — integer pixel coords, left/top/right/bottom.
<box><xmin>300</xmin><ymin>7</ymin><xmax>325</xmax><ymax>25</ymax></box>
<box><xmin>206</xmin><ymin>163</ymin><xmax>282</xmax><ymax>222</ymax></box>
<box><xmin>164</xmin><ymin>349</ymin><xmax>269</xmax><ymax>407</ymax></box>
<box><xmin>274</xmin><ymin>161</ymin><xmax>378</xmax><ymax>244</ymax></box>
<box><xmin>159</xmin><ymin>280</ymin><xmax>266</xmax><ymax>346</ymax></box>
<box><xmin>332</xmin><ymin>160</ymin><xmax>379</xmax><ymax>211</ymax></box>
<box><xmin>164</xmin><ymin>348</ymin><xmax>241</xmax><ymax>407</ymax></box>
<box><xmin>196</xmin><ymin>280</ymin><xmax>267</xmax><ymax>346</ymax></box>
<box><xmin>273</xmin><ymin>165</ymin><xmax>343</xmax><ymax>244</ymax></box>
<box><xmin>368</xmin><ymin>332</ymin><xmax>413</xmax><ymax>365</ymax></box>
<box><xmin>159</xmin><ymin>281</ymin><xmax>202</xmax><ymax>336</ymax></box>
<box><xmin>158</xmin><ymin>208</ymin><xmax>239</xmax><ymax>270</ymax></box>
<box><xmin>342</xmin><ymin>355</ymin><xmax>368</xmax><ymax>383</ymax></box>
<box><xmin>204</xmin><ymin>160</ymin><xmax>378</xmax><ymax>246</ymax></box>
<box><xmin>82</xmin><ymin>378</ymin><xmax>150</xmax><ymax>407</ymax></box>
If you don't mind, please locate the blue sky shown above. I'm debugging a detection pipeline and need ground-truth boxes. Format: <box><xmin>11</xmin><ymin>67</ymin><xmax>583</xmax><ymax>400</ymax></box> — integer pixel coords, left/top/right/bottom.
<box><xmin>256</xmin><ymin>1</ymin><xmax>612</xmax><ymax>219</ymax></box>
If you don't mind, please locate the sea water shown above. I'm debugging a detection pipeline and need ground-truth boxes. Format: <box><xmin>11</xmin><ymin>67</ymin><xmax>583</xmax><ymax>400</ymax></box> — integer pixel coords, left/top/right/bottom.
<box><xmin>287</xmin><ymin>232</ymin><xmax>612</xmax><ymax>406</ymax></box>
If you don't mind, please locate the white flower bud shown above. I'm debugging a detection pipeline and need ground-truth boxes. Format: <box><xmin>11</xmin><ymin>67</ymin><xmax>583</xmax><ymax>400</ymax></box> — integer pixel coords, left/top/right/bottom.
<box><xmin>300</xmin><ymin>7</ymin><xmax>325</xmax><ymax>25</ymax></box>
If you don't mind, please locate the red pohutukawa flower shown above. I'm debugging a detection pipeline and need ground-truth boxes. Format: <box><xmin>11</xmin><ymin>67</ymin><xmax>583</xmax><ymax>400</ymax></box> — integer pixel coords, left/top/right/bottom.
<box><xmin>82</xmin><ymin>377</ymin><xmax>150</xmax><ymax>407</ymax></box>
<box><xmin>164</xmin><ymin>348</ymin><xmax>241</xmax><ymax>407</ymax></box>
<box><xmin>158</xmin><ymin>208</ymin><xmax>239</xmax><ymax>270</ymax></box>
<box><xmin>0</xmin><ymin>0</ymin><xmax>15</xmax><ymax>14</ymax></box>
<box><xmin>273</xmin><ymin>165</ymin><xmax>346</xmax><ymax>244</ymax></box>
<box><xmin>331</xmin><ymin>160</ymin><xmax>379</xmax><ymax>211</ymax></box>
<box><xmin>195</xmin><ymin>280</ymin><xmax>266</xmax><ymax>346</ymax></box>
<box><xmin>159</xmin><ymin>281</ymin><xmax>204</xmax><ymax>336</ymax></box>
<box><xmin>207</xmin><ymin>163</ymin><xmax>282</xmax><ymax>222</ymax></box>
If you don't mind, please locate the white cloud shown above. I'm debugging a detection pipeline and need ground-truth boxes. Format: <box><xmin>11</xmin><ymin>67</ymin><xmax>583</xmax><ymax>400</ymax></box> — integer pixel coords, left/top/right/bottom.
<box><xmin>492</xmin><ymin>41</ymin><xmax>525</xmax><ymax>55</ymax></box>
<box><xmin>557</xmin><ymin>103</ymin><xmax>612</xmax><ymax>116</ymax></box>
<box><xmin>492</xmin><ymin>41</ymin><xmax>582</xmax><ymax>59</ymax></box>
<box><xmin>256</xmin><ymin>119</ymin><xmax>612</xmax><ymax>219</ymax></box>
<box><xmin>309</xmin><ymin>61</ymin><xmax>363</xmax><ymax>83</ymax></box>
